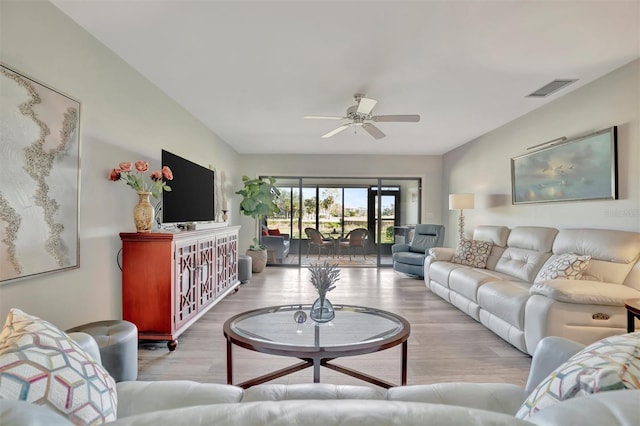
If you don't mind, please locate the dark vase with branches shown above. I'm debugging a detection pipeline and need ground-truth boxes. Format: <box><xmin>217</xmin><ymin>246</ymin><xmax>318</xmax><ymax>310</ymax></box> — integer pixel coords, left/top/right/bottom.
<box><xmin>235</xmin><ymin>175</ymin><xmax>280</xmax><ymax>273</ymax></box>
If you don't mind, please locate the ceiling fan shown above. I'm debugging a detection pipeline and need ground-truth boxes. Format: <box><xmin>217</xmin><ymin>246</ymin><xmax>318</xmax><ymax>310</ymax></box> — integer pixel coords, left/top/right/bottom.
<box><xmin>304</xmin><ymin>94</ymin><xmax>420</xmax><ymax>139</ymax></box>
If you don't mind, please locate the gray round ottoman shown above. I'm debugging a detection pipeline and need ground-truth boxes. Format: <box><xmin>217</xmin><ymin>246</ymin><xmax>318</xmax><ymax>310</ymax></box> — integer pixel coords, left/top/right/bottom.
<box><xmin>238</xmin><ymin>254</ymin><xmax>252</xmax><ymax>283</ymax></box>
<box><xmin>67</xmin><ymin>320</ymin><xmax>138</xmax><ymax>382</ymax></box>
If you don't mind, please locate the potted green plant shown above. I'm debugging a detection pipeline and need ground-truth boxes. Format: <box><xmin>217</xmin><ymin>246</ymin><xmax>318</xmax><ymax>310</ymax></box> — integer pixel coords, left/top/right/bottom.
<box><xmin>235</xmin><ymin>175</ymin><xmax>280</xmax><ymax>273</ymax></box>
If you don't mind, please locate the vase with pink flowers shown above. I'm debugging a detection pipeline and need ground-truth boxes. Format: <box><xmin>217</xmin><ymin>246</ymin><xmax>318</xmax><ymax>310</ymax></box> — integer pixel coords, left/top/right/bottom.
<box><xmin>109</xmin><ymin>160</ymin><xmax>173</xmax><ymax>232</ymax></box>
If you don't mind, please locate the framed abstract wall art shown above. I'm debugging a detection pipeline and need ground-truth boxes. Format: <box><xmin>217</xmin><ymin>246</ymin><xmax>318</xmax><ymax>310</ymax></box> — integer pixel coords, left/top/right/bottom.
<box><xmin>511</xmin><ymin>127</ymin><xmax>617</xmax><ymax>205</ymax></box>
<box><xmin>0</xmin><ymin>64</ymin><xmax>81</xmax><ymax>283</ymax></box>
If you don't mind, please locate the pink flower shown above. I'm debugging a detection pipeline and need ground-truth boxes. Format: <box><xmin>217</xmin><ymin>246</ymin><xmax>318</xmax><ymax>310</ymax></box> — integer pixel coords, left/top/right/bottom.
<box><xmin>119</xmin><ymin>162</ymin><xmax>132</xmax><ymax>172</ymax></box>
<box><xmin>109</xmin><ymin>160</ymin><xmax>173</xmax><ymax>198</ymax></box>
<box><xmin>135</xmin><ymin>160</ymin><xmax>149</xmax><ymax>172</ymax></box>
<box><xmin>162</xmin><ymin>166</ymin><xmax>173</xmax><ymax>181</ymax></box>
<box><xmin>108</xmin><ymin>168</ymin><xmax>121</xmax><ymax>181</ymax></box>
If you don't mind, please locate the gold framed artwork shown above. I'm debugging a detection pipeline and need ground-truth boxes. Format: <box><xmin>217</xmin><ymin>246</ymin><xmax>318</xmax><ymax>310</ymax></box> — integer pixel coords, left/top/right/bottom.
<box><xmin>0</xmin><ymin>64</ymin><xmax>81</xmax><ymax>283</ymax></box>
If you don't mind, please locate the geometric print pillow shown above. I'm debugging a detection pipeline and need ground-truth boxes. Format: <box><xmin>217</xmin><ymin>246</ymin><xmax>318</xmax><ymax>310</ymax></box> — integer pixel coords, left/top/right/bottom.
<box><xmin>451</xmin><ymin>238</ymin><xmax>494</xmax><ymax>269</ymax></box>
<box><xmin>0</xmin><ymin>309</ymin><xmax>117</xmax><ymax>425</ymax></box>
<box><xmin>515</xmin><ymin>332</ymin><xmax>640</xmax><ymax>420</ymax></box>
<box><xmin>534</xmin><ymin>253</ymin><xmax>592</xmax><ymax>284</ymax></box>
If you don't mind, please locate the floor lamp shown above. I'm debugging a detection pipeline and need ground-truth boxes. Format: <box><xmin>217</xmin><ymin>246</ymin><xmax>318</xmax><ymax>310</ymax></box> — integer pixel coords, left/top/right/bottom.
<box><xmin>449</xmin><ymin>193</ymin><xmax>474</xmax><ymax>243</ymax></box>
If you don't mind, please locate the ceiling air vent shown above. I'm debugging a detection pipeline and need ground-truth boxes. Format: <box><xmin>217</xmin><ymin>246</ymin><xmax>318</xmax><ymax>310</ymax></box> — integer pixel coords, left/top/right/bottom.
<box><xmin>527</xmin><ymin>79</ymin><xmax>578</xmax><ymax>98</ymax></box>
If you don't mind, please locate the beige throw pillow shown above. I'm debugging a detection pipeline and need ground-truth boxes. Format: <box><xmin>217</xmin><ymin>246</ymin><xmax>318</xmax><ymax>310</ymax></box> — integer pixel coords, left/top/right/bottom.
<box><xmin>451</xmin><ymin>238</ymin><xmax>493</xmax><ymax>269</ymax></box>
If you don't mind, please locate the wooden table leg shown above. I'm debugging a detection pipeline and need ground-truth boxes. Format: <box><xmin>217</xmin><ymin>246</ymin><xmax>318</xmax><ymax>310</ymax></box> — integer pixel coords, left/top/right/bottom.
<box><xmin>226</xmin><ymin>337</ymin><xmax>233</xmax><ymax>384</ymax></box>
<box><xmin>628</xmin><ymin>311</ymin><xmax>635</xmax><ymax>333</ymax></box>
<box><xmin>401</xmin><ymin>340</ymin><xmax>408</xmax><ymax>385</ymax></box>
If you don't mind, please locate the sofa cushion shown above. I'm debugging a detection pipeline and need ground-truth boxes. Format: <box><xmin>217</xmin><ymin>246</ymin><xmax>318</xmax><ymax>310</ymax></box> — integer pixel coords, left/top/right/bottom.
<box><xmin>0</xmin><ymin>309</ymin><xmax>117</xmax><ymax>425</ymax></box>
<box><xmin>507</xmin><ymin>227</ymin><xmax>558</xmax><ymax>253</ymax></box>
<box><xmin>529</xmin><ymin>279</ymin><xmax>640</xmax><ymax>306</ymax></box>
<box><xmin>477</xmin><ymin>281</ymin><xmax>531</xmax><ymax>329</ymax></box>
<box><xmin>473</xmin><ymin>226</ymin><xmax>510</xmax><ymax>247</ymax></box>
<box><xmin>106</xmin><ymin>399</ymin><xmax>531</xmax><ymax>426</ymax></box>
<box><xmin>429</xmin><ymin>261</ymin><xmax>465</xmax><ymax>288</ymax></box>
<box><xmin>553</xmin><ymin>229</ymin><xmax>640</xmax><ymax>284</ymax></box>
<box><xmin>494</xmin><ymin>247</ymin><xmax>551</xmax><ymax>283</ymax></box>
<box><xmin>116</xmin><ymin>381</ymin><xmax>244</xmax><ymax>418</ymax></box>
<box><xmin>386</xmin><ymin>383</ymin><xmax>527</xmax><ymax>415</ymax></box>
<box><xmin>452</xmin><ymin>238</ymin><xmax>493</xmax><ymax>268</ymax></box>
<box><xmin>516</xmin><ymin>332</ymin><xmax>640</xmax><ymax>420</ymax></box>
<box><xmin>241</xmin><ymin>383</ymin><xmax>385</xmax><ymax>402</ymax></box>
<box><xmin>449</xmin><ymin>268</ymin><xmax>497</xmax><ymax>302</ymax></box>
<box><xmin>534</xmin><ymin>253</ymin><xmax>591</xmax><ymax>284</ymax></box>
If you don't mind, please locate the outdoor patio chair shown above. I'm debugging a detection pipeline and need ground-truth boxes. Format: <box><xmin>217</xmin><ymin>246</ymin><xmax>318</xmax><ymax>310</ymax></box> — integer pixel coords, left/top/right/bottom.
<box><xmin>338</xmin><ymin>228</ymin><xmax>368</xmax><ymax>260</ymax></box>
<box><xmin>304</xmin><ymin>228</ymin><xmax>334</xmax><ymax>259</ymax></box>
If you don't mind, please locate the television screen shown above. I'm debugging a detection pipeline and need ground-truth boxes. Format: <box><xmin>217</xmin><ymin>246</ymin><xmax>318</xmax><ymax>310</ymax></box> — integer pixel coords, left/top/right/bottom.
<box><xmin>161</xmin><ymin>149</ymin><xmax>215</xmax><ymax>223</ymax></box>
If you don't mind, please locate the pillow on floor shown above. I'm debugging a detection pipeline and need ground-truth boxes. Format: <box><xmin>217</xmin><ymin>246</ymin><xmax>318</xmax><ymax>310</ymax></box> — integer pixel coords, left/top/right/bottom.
<box><xmin>451</xmin><ymin>238</ymin><xmax>493</xmax><ymax>268</ymax></box>
<box><xmin>534</xmin><ymin>253</ymin><xmax>591</xmax><ymax>284</ymax></box>
<box><xmin>516</xmin><ymin>332</ymin><xmax>640</xmax><ymax>420</ymax></box>
<box><xmin>0</xmin><ymin>308</ymin><xmax>117</xmax><ymax>425</ymax></box>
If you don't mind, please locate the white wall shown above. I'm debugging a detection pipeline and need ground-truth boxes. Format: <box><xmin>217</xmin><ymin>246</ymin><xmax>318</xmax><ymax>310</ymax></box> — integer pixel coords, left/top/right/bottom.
<box><xmin>442</xmin><ymin>59</ymin><xmax>640</xmax><ymax>248</ymax></box>
<box><xmin>0</xmin><ymin>0</ymin><xmax>240</xmax><ymax>328</ymax></box>
<box><xmin>236</xmin><ymin>154</ymin><xmax>443</xmax><ymax>250</ymax></box>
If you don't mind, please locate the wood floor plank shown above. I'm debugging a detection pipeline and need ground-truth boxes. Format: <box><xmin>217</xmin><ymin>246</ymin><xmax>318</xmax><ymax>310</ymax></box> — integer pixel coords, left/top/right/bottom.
<box><xmin>137</xmin><ymin>267</ymin><xmax>532</xmax><ymax>387</ymax></box>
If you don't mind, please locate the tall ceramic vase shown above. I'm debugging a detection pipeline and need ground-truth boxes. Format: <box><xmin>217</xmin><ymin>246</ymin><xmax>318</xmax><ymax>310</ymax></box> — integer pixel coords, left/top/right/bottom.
<box><xmin>310</xmin><ymin>296</ymin><xmax>335</xmax><ymax>323</ymax></box>
<box><xmin>133</xmin><ymin>191</ymin><xmax>154</xmax><ymax>232</ymax></box>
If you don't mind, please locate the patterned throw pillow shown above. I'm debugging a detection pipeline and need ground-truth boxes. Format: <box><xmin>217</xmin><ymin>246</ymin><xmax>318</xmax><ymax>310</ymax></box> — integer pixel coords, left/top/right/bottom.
<box><xmin>451</xmin><ymin>238</ymin><xmax>494</xmax><ymax>268</ymax></box>
<box><xmin>534</xmin><ymin>253</ymin><xmax>591</xmax><ymax>284</ymax></box>
<box><xmin>516</xmin><ymin>332</ymin><xmax>640</xmax><ymax>420</ymax></box>
<box><xmin>0</xmin><ymin>309</ymin><xmax>117</xmax><ymax>425</ymax></box>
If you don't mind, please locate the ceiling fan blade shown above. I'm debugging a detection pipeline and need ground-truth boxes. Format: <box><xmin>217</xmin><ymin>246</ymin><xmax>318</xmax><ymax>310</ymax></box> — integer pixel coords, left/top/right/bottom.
<box><xmin>322</xmin><ymin>124</ymin><xmax>351</xmax><ymax>138</ymax></box>
<box><xmin>304</xmin><ymin>115</ymin><xmax>345</xmax><ymax>120</ymax></box>
<box><xmin>372</xmin><ymin>114</ymin><xmax>420</xmax><ymax>122</ymax></box>
<box><xmin>357</xmin><ymin>97</ymin><xmax>377</xmax><ymax>115</ymax></box>
<box><xmin>362</xmin><ymin>123</ymin><xmax>386</xmax><ymax>139</ymax></box>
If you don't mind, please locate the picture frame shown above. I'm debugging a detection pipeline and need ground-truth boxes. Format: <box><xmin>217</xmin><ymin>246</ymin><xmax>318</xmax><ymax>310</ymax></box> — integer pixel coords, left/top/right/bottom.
<box><xmin>0</xmin><ymin>64</ymin><xmax>81</xmax><ymax>283</ymax></box>
<box><xmin>511</xmin><ymin>127</ymin><xmax>617</xmax><ymax>205</ymax></box>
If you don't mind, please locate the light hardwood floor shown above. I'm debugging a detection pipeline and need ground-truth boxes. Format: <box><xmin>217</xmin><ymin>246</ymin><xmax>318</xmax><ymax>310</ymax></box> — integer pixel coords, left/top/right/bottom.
<box><xmin>138</xmin><ymin>267</ymin><xmax>532</xmax><ymax>387</ymax></box>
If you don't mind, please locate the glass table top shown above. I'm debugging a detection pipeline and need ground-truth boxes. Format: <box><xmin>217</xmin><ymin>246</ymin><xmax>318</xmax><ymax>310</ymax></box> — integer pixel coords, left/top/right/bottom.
<box><xmin>227</xmin><ymin>304</ymin><xmax>407</xmax><ymax>348</ymax></box>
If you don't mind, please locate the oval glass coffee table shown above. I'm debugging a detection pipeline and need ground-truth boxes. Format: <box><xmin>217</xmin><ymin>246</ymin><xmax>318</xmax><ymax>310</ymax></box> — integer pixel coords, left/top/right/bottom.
<box><xmin>223</xmin><ymin>304</ymin><xmax>410</xmax><ymax>389</ymax></box>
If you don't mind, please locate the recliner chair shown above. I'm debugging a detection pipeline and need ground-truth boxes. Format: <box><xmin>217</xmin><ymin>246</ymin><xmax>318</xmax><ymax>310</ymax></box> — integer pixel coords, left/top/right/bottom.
<box><xmin>392</xmin><ymin>224</ymin><xmax>444</xmax><ymax>277</ymax></box>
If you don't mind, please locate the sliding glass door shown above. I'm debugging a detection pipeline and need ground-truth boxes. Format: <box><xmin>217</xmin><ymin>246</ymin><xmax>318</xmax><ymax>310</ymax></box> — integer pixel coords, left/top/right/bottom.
<box><xmin>266</xmin><ymin>176</ymin><xmax>421</xmax><ymax>267</ymax></box>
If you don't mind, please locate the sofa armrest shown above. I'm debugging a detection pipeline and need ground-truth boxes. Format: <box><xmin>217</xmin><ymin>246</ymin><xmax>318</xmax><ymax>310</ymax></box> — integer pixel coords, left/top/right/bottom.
<box><xmin>116</xmin><ymin>381</ymin><xmax>244</xmax><ymax>418</ymax></box>
<box><xmin>525</xmin><ymin>336</ymin><xmax>585</xmax><ymax>394</ymax></box>
<box><xmin>527</xmin><ymin>389</ymin><xmax>640</xmax><ymax>426</ymax></box>
<box><xmin>386</xmin><ymin>383</ymin><xmax>527</xmax><ymax>415</ymax></box>
<box><xmin>392</xmin><ymin>243</ymin><xmax>411</xmax><ymax>254</ymax></box>
<box><xmin>530</xmin><ymin>280</ymin><xmax>640</xmax><ymax>306</ymax></box>
<box><xmin>0</xmin><ymin>400</ymin><xmax>73</xmax><ymax>426</ymax></box>
<box><xmin>428</xmin><ymin>247</ymin><xmax>455</xmax><ymax>262</ymax></box>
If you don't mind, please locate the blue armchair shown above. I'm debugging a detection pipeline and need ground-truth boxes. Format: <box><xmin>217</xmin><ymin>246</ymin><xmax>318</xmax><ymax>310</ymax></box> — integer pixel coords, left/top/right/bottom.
<box><xmin>392</xmin><ymin>224</ymin><xmax>445</xmax><ymax>277</ymax></box>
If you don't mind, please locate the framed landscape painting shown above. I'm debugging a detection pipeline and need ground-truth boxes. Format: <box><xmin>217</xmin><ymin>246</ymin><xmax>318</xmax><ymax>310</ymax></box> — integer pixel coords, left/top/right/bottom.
<box><xmin>511</xmin><ymin>127</ymin><xmax>617</xmax><ymax>205</ymax></box>
<box><xmin>0</xmin><ymin>64</ymin><xmax>81</xmax><ymax>283</ymax></box>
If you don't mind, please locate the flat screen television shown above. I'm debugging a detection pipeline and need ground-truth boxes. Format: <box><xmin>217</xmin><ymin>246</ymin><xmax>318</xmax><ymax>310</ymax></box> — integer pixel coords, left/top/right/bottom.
<box><xmin>161</xmin><ymin>149</ymin><xmax>215</xmax><ymax>224</ymax></box>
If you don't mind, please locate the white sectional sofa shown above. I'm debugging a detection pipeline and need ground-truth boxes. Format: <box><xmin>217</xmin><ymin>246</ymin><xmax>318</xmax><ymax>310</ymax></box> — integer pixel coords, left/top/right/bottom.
<box><xmin>425</xmin><ymin>226</ymin><xmax>640</xmax><ymax>355</ymax></box>
<box><xmin>3</xmin><ymin>328</ymin><xmax>640</xmax><ymax>425</ymax></box>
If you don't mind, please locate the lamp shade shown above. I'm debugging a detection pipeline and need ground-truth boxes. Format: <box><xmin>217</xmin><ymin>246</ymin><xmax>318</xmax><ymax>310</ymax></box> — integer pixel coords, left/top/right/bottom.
<box><xmin>449</xmin><ymin>193</ymin><xmax>474</xmax><ymax>210</ymax></box>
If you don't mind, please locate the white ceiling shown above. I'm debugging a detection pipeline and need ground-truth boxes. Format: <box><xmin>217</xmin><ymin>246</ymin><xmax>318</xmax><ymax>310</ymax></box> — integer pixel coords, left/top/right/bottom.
<box><xmin>51</xmin><ymin>0</ymin><xmax>640</xmax><ymax>156</ymax></box>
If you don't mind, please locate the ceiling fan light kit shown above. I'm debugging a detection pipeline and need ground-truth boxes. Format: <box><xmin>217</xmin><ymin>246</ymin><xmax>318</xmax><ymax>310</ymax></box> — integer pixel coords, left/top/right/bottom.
<box><xmin>305</xmin><ymin>93</ymin><xmax>420</xmax><ymax>139</ymax></box>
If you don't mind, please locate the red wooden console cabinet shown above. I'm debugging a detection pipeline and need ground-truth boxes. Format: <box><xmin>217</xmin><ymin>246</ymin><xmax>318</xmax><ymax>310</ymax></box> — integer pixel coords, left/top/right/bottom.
<box><xmin>120</xmin><ymin>226</ymin><xmax>240</xmax><ymax>350</ymax></box>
